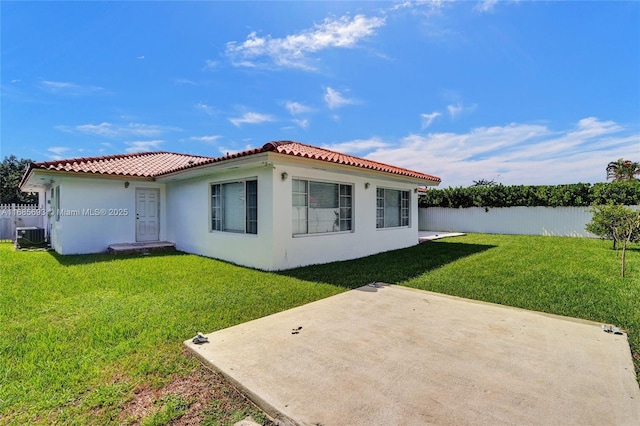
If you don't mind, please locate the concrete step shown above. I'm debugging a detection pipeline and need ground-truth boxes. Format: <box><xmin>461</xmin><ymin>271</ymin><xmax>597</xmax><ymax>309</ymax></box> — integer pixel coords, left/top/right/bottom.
<box><xmin>107</xmin><ymin>241</ymin><xmax>176</xmax><ymax>255</ymax></box>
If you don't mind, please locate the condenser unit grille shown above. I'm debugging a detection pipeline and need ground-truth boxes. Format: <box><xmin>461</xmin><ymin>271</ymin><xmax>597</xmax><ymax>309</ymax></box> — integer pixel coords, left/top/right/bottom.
<box><xmin>16</xmin><ymin>227</ymin><xmax>47</xmax><ymax>248</ymax></box>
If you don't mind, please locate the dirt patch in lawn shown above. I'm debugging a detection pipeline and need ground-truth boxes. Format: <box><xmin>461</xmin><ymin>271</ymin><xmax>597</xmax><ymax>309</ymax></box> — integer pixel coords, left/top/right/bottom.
<box><xmin>119</xmin><ymin>350</ymin><xmax>270</xmax><ymax>425</ymax></box>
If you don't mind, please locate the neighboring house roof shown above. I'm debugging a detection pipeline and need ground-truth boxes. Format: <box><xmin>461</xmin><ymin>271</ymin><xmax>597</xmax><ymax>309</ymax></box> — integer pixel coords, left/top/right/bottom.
<box><xmin>20</xmin><ymin>141</ymin><xmax>441</xmax><ymax>188</ymax></box>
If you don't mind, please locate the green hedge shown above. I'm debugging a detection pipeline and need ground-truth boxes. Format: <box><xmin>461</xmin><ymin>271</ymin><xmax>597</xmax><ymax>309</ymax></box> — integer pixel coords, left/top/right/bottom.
<box><xmin>419</xmin><ymin>181</ymin><xmax>640</xmax><ymax>208</ymax></box>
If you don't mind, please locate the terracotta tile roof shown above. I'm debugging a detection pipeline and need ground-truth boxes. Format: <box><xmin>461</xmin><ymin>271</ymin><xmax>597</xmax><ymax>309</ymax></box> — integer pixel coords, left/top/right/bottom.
<box><xmin>263</xmin><ymin>141</ymin><xmax>441</xmax><ymax>183</ymax></box>
<box><xmin>24</xmin><ymin>141</ymin><xmax>440</xmax><ymax>184</ymax></box>
<box><xmin>28</xmin><ymin>151</ymin><xmax>214</xmax><ymax>178</ymax></box>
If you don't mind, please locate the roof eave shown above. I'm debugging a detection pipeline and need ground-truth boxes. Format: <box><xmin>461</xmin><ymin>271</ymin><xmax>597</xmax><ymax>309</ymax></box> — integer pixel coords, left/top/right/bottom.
<box><xmin>267</xmin><ymin>151</ymin><xmax>441</xmax><ymax>185</ymax></box>
<box><xmin>155</xmin><ymin>152</ymin><xmax>271</xmax><ymax>181</ymax></box>
<box><xmin>20</xmin><ymin>168</ymin><xmax>155</xmax><ymax>191</ymax></box>
<box><xmin>18</xmin><ymin>165</ymin><xmax>38</xmax><ymax>192</ymax></box>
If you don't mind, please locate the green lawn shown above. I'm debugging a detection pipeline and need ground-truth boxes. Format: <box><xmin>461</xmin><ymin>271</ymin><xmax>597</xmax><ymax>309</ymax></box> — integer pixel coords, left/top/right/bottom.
<box><xmin>1</xmin><ymin>234</ymin><xmax>638</xmax><ymax>425</ymax></box>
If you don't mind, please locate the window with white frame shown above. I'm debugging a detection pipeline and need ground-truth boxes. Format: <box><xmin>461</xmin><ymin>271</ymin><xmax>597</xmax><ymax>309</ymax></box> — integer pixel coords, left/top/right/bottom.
<box><xmin>292</xmin><ymin>179</ymin><xmax>352</xmax><ymax>235</ymax></box>
<box><xmin>211</xmin><ymin>179</ymin><xmax>257</xmax><ymax>234</ymax></box>
<box><xmin>376</xmin><ymin>188</ymin><xmax>410</xmax><ymax>228</ymax></box>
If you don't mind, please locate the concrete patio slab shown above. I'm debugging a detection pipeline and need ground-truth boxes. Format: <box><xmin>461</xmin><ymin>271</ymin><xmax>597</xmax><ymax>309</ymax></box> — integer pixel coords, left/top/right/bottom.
<box><xmin>185</xmin><ymin>285</ymin><xmax>640</xmax><ymax>426</ymax></box>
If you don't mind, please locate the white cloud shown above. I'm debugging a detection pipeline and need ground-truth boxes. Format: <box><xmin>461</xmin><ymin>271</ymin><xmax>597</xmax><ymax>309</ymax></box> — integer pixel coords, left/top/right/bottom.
<box><xmin>446</xmin><ymin>102</ymin><xmax>476</xmax><ymax>119</ymax></box>
<box><xmin>202</xmin><ymin>60</ymin><xmax>218</xmax><ymax>71</ymax></box>
<box><xmin>39</xmin><ymin>80</ymin><xmax>104</xmax><ymax>96</ymax></box>
<box><xmin>190</xmin><ymin>135</ymin><xmax>222</xmax><ymax>143</ymax></box>
<box><xmin>390</xmin><ymin>0</ymin><xmax>447</xmax><ymax>14</ymax></box>
<box><xmin>125</xmin><ymin>140</ymin><xmax>164</xmax><ymax>153</ymax></box>
<box><xmin>475</xmin><ymin>0</ymin><xmax>498</xmax><ymax>13</ymax></box>
<box><xmin>324</xmin><ymin>87</ymin><xmax>356</xmax><ymax>110</ymax></box>
<box><xmin>175</xmin><ymin>78</ymin><xmax>197</xmax><ymax>86</ymax></box>
<box><xmin>286</xmin><ymin>101</ymin><xmax>313</xmax><ymax>115</ymax></box>
<box><xmin>196</xmin><ymin>102</ymin><xmax>217</xmax><ymax>115</ymax></box>
<box><xmin>285</xmin><ymin>102</ymin><xmax>313</xmax><ymax>128</ymax></box>
<box><xmin>75</xmin><ymin>122</ymin><xmax>117</xmax><ymax>137</ymax></box>
<box><xmin>323</xmin><ymin>137</ymin><xmax>389</xmax><ymax>153</ymax></box>
<box><xmin>447</xmin><ymin>102</ymin><xmax>464</xmax><ymax>118</ymax></box>
<box><xmin>72</xmin><ymin>122</ymin><xmax>178</xmax><ymax>138</ymax></box>
<box><xmin>421</xmin><ymin>111</ymin><xmax>441</xmax><ymax>129</ymax></box>
<box><xmin>573</xmin><ymin>116</ymin><xmax>622</xmax><ymax>137</ymax></box>
<box><xmin>125</xmin><ymin>123</ymin><xmax>180</xmax><ymax>137</ymax></box>
<box><xmin>475</xmin><ymin>0</ymin><xmax>522</xmax><ymax>14</ymax></box>
<box><xmin>360</xmin><ymin>117</ymin><xmax>638</xmax><ymax>187</ymax></box>
<box><xmin>46</xmin><ymin>146</ymin><xmax>70</xmax><ymax>160</ymax></box>
<box><xmin>225</xmin><ymin>14</ymin><xmax>385</xmax><ymax>70</ymax></box>
<box><xmin>293</xmin><ymin>119</ymin><xmax>309</xmax><ymax>129</ymax></box>
<box><xmin>229</xmin><ymin>112</ymin><xmax>275</xmax><ymax>127</ymax></box>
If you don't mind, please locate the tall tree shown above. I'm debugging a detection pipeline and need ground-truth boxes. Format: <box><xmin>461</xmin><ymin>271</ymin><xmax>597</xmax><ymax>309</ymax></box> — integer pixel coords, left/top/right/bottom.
<box><xmin>606</xmin><ymin>158</ymin><xmax>640</xmax><ymax>182</ymax></box>
<box><xmin>0</xmin><ymin>155</ymin><xmax>38</xmax><ymax>204</ymax></box>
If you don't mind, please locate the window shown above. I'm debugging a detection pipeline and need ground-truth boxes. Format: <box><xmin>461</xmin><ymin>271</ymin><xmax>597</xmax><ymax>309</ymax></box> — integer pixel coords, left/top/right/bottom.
<box><xmin>293</xmin><ymin>179</ymin><xmax>352</xmax><ymax>235</ymax></box>
<box><xmin>211</xmin><ymin>179</ymin><xmax>257</xmax><ymax>234</ymax></box>
<box><xmin>376</xmin><ymin>188</ymin><xmax>410</xmax><ymax>228</ymax></box>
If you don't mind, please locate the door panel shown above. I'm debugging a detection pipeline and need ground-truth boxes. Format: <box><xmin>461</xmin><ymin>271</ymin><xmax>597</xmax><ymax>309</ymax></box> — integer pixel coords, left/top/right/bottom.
<box><xmin>136</xmin><ymin>189</ymin><xmax>160</xmax><ymax>242</ymax></box>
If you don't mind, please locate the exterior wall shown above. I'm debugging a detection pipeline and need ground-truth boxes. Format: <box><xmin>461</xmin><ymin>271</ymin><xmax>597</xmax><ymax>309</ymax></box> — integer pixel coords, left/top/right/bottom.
<box><xmin>419</xmin><ymin>206</ymin><xmax>639</xmax><ymax>237</ymax></box>
<box><xmin>50</xmin><ymin>176</ymin><xmax>166</xmax><ymax>254</ymax></box>
<box><xmin>270</xmin><ymin>161</ymin><xmax>420</xmax><ymax>270</ymax></box>
<box><xmin>165</xmin><ymin>159</ymin><xmax>423</xmax><ymax>271</ymax></box>
<box><xmin>165</xmin><ymin>164</ymin><xmax>275</xmax><ymax>270</ymax></box>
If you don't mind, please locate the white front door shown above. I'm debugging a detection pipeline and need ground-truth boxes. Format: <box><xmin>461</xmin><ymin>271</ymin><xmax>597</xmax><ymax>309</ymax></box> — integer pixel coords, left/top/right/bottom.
<box><xmin>136</xmin><ymin>188</ymin><xmax>160</xmax><ymax>242</ymax></box>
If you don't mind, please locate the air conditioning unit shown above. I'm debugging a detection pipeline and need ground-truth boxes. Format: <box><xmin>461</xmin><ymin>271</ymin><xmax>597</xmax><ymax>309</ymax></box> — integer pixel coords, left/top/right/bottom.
<box><xmin>16</xmin><ymin>227</ymin><xmax>47</xmax><ymax>249</ymax></box>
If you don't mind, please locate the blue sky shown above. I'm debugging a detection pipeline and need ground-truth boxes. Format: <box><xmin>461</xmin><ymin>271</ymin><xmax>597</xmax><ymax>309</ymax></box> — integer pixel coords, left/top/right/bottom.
<box><xmin>1</xmin><ymin>1</ymin><xmax>639</xmax><ymax>187</ymax></box>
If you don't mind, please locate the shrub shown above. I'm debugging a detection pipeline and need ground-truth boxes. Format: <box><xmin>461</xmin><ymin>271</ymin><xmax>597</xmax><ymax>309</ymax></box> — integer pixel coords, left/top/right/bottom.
<box><xmin>419</xmin><ymin>181</ymin><xmax>640</xmax><ymax>208</ymax></box>
<box><xmin>586</xmin><ymin>204</ymin><xmax>640</xmax><ymax>249</ymax></box>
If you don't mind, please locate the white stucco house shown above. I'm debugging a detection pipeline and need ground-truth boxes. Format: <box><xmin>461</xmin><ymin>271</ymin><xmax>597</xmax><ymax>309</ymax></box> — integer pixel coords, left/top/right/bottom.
<box><xmin>19</xmin><ymin>141</ymin><xmax>441</xmax><ymax>270</ymax></box>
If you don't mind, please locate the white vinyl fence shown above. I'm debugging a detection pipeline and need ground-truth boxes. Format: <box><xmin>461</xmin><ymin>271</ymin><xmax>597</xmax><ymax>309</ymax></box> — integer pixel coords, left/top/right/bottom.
<box><xmin>0</xmin><ymin>204</ymin><xmax>46</xmax><ymax>241</ymax></box>
<box><xmin>419</xmin><ymin>206</ymin><xmax>638</xmax><ymax>238</ymax></box>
